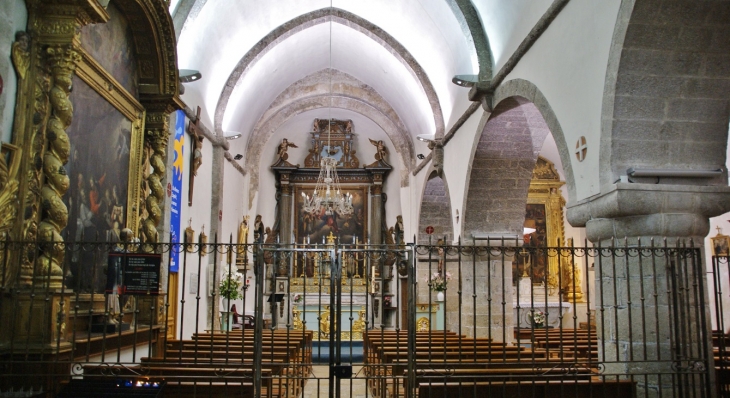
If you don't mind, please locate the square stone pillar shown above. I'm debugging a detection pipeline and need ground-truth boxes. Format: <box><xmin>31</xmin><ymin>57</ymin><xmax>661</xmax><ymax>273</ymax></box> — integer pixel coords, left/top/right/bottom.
<box><xmin>460</xmin><ymin>242</ymin><xmax>516</xmax><ymax>343</ymax></box>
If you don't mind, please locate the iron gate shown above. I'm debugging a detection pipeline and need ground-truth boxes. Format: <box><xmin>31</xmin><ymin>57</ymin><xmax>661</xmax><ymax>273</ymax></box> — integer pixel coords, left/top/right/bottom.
<box><xmin>253</xmin><ymin>243</ymin><xmax>414</xmax><ymax>398</ymax></box>
<box><xmin>0</xmin><ymin>238</ymin><xmax>719</xmax><ymax>397</ymax></box>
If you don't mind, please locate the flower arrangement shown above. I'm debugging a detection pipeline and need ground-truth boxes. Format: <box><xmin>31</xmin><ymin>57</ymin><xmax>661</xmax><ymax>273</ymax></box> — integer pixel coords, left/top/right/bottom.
<box><xmin>426</xmin><ymin>271</ymin><xmax>452</xmax><ymax>292</ymax></box>
<box><xmin>219</xmin><ymin>271</ymin><xmax>244</xmax><ymax>300</ymax></box>
<box><xmin>292</xmin><ymin>293</ymin><xmax>302</xmax><ymax>304</ymax></box>
<box><xmin>383</xmin><ymin>295</ymin><xmax>392</xmax><ymax>308</ymax></box>
<box><xmin>530</xmin><ymin>310</ymin><xmax>546</xmax><ymax>328</ymax></box>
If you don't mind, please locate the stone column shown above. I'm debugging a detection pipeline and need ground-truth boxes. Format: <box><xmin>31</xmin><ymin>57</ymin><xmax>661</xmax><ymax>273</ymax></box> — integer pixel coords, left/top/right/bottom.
<box><xmin>279</xmin><ymin>172</ymin><xmax>293</xmax><ymax>246</ymax></box>
<box><xmin>568</xmin><ymin>184</ymin><xmax>730</xmax><ymax>398</ymax></box>
<box><xmin>459</xmin><ymin>241</ymin><xmax>516</xmax><ymax>342</ymax></box>
<box><xmin>370</xmin><ymin>182</ymin><xmax>383</xmax><ymax>245</ymax></box>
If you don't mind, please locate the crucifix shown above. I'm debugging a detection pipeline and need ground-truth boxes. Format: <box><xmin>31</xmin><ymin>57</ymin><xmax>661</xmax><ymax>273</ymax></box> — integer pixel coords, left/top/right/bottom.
<box><xmin>188</xmin><ymin>106</ymin><xmax>204</xmax><ymax>206</ymax></box>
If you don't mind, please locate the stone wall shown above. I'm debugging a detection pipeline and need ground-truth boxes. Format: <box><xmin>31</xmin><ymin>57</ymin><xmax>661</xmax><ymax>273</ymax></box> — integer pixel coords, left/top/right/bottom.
<box><xmin>418</xmin><ymin>174</ymin><xmax>453</xmax><ymax>244</ymax></box>
<box><xmin>463</xmin><ymin>98</ymin><xmax>540</xmax><ymax>238</ymax></box>
<box><xmin>0</xmin><ymin>0</ymin><xmax>27</xmax><ymax>143</ymax></box>
<box><xmin>605</xmin><ymin>0</ymin><xmax>730</xmax><ymax>187</ymax></box>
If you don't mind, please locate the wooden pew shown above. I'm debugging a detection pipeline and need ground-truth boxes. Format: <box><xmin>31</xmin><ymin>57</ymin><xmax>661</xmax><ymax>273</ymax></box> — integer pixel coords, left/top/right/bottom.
<box><xmin>417</xmin><ymin>379</ymin><xmax>636</xmax><ymax>398</ymax></box>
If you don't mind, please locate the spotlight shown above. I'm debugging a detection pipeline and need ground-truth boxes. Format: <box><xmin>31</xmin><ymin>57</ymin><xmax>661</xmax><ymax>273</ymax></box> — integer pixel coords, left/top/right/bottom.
<box><xmin>179</xmin><ymin>69</ymin><xmax>202</xmax><ymax>83</ymax></box>
<box><xmin>451</xmin><ymin>74</ymin><xmax>478</xmax><ymax>87</ymax></box>
<box><xmin>417</xmin><ymin>134</ymin><xmax>436</xmax><ymax>143</ymax></box>
<box><xmin>417</xmin><ymin>154</ymin><xmax>425</xmax><ymax>160</ymax></box>
<box><xmin>225</xmin><ymin>133</ymin><xmax>242</xmax><ymax>140</ymax></box>
<box><xmin>234</xmin><ymin>154</ymin><xmax>243</xmax><ymax>160</ymax></box>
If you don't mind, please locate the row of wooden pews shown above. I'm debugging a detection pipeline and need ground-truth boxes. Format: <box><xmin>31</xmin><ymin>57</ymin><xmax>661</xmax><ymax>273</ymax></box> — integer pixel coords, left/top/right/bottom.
<box><xmin>514</xmin><ymin>327</ymin><xmax>598</xmax><ymax>360</ymax></box>
<box><xmin>84</xmin><ymin>329</ymin><xmax>312</xmax><ymax>398</ymax></box>
<box><xmin>364</xmin><ymin>330</ymin><xmax>634</xmax><ymax>398</ymax></box>
<box><xmin>714</xmin><ymin>330</ymin><xmax>730</xmax><ymax>397</ymax></box>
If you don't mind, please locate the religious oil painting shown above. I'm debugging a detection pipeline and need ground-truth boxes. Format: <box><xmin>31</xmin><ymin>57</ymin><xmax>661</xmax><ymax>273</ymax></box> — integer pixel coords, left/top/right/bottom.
<box><xmin>712</xmin><ymin>234</ymin><xmax>730</xmax><ymax>257</ymax></box>
<box><xmin>79</xmin><ymin>2</ymin><xmax>138</xmax><ymax>97</ymax></box>
<box><xmin>64</xmin><ymin>78</ymin><xmax>132</xmax><ymax>293</ymax></box>
<box><xmin>294</xmin><ymin>186</ymin><xmax>368</xmax><ymax>246</ymax></box>
<box><xmin>513</xmin><ymin>203</ymin><xmax>548</xmax><ymax>285</ymax></box>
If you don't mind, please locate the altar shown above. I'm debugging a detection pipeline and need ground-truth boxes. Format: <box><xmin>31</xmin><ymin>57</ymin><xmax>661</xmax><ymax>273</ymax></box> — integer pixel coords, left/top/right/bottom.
<box><xmin>263</xmin><ymin>118</ymin><xmax>398</xmax><ymax>340</ymax></box>
<box><xmin>513</xmin><ymin>300</ymin><xmax>572</xmax><ymax>329</ymax></box>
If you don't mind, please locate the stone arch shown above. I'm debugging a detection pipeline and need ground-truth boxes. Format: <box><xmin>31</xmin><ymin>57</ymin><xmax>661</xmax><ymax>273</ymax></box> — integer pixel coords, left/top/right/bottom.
<box><xmin>245</xmin><ymin>70</ymin><xmax>414</xmax><ymax>207</ymax></box>
<box><xmin>449</xmin><ymin>0</ymin><xmax>493</xmax><ymax>81</ymax></box>
<box><xmin>462</xmin><ymin>96</ymin><xmax>552</xmax><ymax>239</ymax></box>
<box><xmin>214</xmin><ymin>7</ymin><xmax>445</xmax><ymax>138</ymax></box>
<box><xmin>492</xmin><ymin>79</ymin><xmax>575</xmax><ymax>201</ymax></box>
<box><xmin>418</xmin><ymin>171</ymin><xmax>454</xmax><ymax>244</ymax></box>
<box><xmin>600</xmin><ymin>0</ymin><xmax>730</xmax><ymax>188</ymax></box>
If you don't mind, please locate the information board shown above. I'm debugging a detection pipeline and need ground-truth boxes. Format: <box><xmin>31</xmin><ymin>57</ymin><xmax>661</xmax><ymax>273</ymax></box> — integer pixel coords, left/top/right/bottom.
<box><xmin>107</xmin><ymin>253</ymin><xmax>162</xmax><ymax>295</ymax></box>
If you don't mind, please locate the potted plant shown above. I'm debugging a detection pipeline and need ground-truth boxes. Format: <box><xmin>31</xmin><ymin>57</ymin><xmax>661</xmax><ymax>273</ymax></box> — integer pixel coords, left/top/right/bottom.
<box><xmin>219</xmin><ymin>270</ymin><xmax>244</xmax><ymax>331</ymax></box>
<box><xmin>530</xmin><ymin>310</ymin><xmax>546</xmax><ymax>329</ymax></box>
<box><xmin>426</xmin><ymin>271</ymin><xmax>451</xmax><ymax>302</ymax></box>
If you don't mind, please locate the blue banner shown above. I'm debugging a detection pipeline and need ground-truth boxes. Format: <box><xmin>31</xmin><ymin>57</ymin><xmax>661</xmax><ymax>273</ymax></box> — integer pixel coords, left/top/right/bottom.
<box><xmin>169</xmin><ymin>110</ymin><xmax>185</xmax><ymax>272</ymax></box>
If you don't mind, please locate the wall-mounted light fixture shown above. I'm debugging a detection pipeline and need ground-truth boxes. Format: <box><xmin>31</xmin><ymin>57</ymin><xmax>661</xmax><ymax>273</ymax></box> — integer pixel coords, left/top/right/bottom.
<box><xmin>225</xmin><ymin>133</ymin><xmax>242</xmax><ymax>140</ymax></box>
<box><xmin>451</xmin><ymin>74</ymin><xmax>478</xmax><ymax>87</ymax></box>
<box><xmin>234</xmin><ymin>154</ymin><xmax>243</xmax><ymax>160</ymax></box>
<box><xmin>179</xmin><ymin>69</ymin><xmax>202</xmax><ymax>83</ymax></box>
<box><xmin>626</xmin><ymin>167</ymin><xmax>723</xmax><ymax>178</ymax></box>
<box><xmin>417</xmin><ymin>154</ymin><xmax>425</xmax><ymax>160</ymax></box>
<box><xmin>417</xmin><ymin>134</ymin><xmax>436</xmax><ymax>143</ymax></box>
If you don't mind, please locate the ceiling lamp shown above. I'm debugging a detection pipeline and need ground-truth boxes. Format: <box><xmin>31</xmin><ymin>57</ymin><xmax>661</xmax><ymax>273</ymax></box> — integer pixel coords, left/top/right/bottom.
<box><xmin>179</xmin><ymin>69</ymin><xmax>202</xmax><ymax>83</ymax></box>
<box><xmin>300</xmin><ymin>4</ymin><xmax>353</xmax><ymax>218</ymax></box>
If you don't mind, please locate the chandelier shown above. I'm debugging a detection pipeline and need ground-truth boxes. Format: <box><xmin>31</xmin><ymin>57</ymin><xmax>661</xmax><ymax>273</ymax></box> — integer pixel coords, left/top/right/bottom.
<box><xmin>301</xmin><ymin>147</ymin><xmax>354</xmax><ymax>217</ymax></box>
<box><xmin>300</xmin><ymin>6</ymin><xmax>353</xmax><ymax>219</ymax></box>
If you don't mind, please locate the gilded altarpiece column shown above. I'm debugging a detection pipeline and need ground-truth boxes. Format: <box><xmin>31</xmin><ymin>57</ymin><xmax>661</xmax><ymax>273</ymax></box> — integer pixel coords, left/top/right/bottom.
<box><xmin>0</xmin><ymin>1</ymin><xmax>108</xmax><ymax>359</ymax></box>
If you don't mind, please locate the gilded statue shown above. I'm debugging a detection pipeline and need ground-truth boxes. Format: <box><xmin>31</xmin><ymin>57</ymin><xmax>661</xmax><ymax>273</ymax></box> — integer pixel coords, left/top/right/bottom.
<box><xmin>562</xmin><ymin>260</ymin><xmax>584</xmax><ymax>302</ymax></box>
<box><xmin>11</xmin><ymin>31</ymin><xmax>30</xmax><ymax>80</ymax></box>
<box><xmin>292</xmin><ymin>305</ymin><xmax>304</xmax><ymax>331</ymax></box>
<box><xmin>236</xmin><ymin>215</ymin><xmax>249</xmax><ymax>267</ymax></box>
<box><xmin>352</xmin><ymin>306</ymin><xmax>366</xmax><ymax>333</ymax></box>
<box><xmin>319</xmin><ymin>306</ymin><xmax>331</xmax><ymax>338</ymax></box>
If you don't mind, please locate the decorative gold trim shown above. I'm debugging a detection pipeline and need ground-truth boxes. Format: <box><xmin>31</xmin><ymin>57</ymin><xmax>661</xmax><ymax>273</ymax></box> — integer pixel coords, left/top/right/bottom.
<box><xmin>417</xmin><ymin>304</ymin><xmax>439</xmax><ymax>313</ymax></box>
<box><xmin>526</xmin><ymin>156</ymin><xmax>566</xmax><ymax>291</ymax></box>
<box><xmin>416</xmin><ymin>316</ymin><xmax>430</xmax><ymax>332</ymax></box>
<box><xmin>74</xmin><ymin>47</ymin><xmax>144</xmax><ymax>120</ymax></box>
<box><xmin>36</xmin><ymin>44</ymin><xmax>79</xmax><ymax>288</ymax></box>
<box><xmin>72</xmin><ymin>48</ymin><xmax>146</xmax><ymax>237</ymax></box>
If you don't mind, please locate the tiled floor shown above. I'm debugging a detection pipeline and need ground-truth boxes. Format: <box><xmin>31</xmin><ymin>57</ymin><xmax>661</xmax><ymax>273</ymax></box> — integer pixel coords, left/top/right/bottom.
<box><xmin>301</xmin><ymin>365</ymin><xmax>370</xmax><ymax>398</ymax></box>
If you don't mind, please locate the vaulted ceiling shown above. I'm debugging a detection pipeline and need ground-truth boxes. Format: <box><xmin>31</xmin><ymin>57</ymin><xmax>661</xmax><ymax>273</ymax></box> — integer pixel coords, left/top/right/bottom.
<box><xmin>170</xmin><ymin>0</ymin><xmax>554</xmax><ymax>161</ymax></box>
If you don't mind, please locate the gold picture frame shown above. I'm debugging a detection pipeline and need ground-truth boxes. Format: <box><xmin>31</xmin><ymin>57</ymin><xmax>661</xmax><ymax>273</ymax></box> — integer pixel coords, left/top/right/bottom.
<box><xmin>516</xmin><ymin>157</ymin><xmax>566</xmax><ymax>290</ymax></box>
<box><xmin>73</xmin><ymin>47</ymin><xmax>146</xmax><ymax>236</ymax></box>
<box><xmin>711</xmin><ymin>234</ymin><xmax>730</xmax><ymax>257</ymax></box>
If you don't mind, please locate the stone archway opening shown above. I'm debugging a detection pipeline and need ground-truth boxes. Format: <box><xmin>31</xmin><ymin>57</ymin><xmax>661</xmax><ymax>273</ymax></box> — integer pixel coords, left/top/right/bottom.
<box><xmin>417</xmin><ymin>171</ymin><xmax>454</xmax><ymax>245</ymax></box>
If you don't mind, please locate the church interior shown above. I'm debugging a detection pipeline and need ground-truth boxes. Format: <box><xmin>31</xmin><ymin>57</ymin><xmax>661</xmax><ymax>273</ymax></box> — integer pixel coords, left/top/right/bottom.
<box><xmin>1</xmin><ymin>0</ymin><xmax>730</xmax><ymax>397</ymax></box>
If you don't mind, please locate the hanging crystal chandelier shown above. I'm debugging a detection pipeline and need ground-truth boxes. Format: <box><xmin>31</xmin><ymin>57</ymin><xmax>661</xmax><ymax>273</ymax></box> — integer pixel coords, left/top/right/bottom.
<box><xmin>301</xmin><ymin>153</ymin><xmax>353</xmax><ymax>217</ymax></box>
<box><xmin>300</xmin><ymin>6</ymin><xmax>353</xmax><ymax>219</ymax></box>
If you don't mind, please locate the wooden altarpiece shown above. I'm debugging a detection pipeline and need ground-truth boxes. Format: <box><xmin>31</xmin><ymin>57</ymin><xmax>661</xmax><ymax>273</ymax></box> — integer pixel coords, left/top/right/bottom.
<box><xmin>270</xmin><ymin>119</ymin><xmax>392</xmax><ymax>338</ymax></box>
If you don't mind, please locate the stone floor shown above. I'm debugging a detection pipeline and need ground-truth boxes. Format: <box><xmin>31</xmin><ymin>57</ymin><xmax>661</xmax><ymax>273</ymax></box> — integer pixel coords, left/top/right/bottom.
<box><xmin>301</xmin><ymin>365</ymin><xmax>369</xmax><ymax>398</ymax></box>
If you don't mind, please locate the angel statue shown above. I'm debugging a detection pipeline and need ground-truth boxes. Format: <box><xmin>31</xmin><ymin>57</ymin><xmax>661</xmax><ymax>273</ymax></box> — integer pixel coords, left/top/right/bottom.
<box><xmin>369</xmin><ymin>139</ymin><xmax>387</xmax><ymax>162</ymax></box>
<box><xmin>277</xmin><ymin>139</ymin><xmax>297</xmax><ymax>162</ymax></box>
<box><xmin>11</xmin><ymin>31</ymin><xmax>30</xmax><ymax>79</ymax></box>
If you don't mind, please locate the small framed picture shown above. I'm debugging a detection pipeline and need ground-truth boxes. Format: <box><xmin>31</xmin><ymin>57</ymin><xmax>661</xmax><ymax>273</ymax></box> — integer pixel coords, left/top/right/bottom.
<box><xmin>711</xmin><ymin>234</ymin><xmax>730</xmax><ymax>257</ymax></box>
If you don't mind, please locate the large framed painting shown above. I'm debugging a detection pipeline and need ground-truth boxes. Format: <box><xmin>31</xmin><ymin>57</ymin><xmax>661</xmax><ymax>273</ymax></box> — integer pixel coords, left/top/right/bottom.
<box><xmin>293</xmin><ymin>185</ymin><xmax>368</xmax><ymax>246</ymax></box>
<box><xmin>64</xmin><ymin>45</ymin><xmax>145</xmax><ymax>292</ymax></box>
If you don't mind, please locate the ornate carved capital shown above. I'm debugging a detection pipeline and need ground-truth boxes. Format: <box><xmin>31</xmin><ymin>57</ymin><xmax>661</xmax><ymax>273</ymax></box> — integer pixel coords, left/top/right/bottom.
<box><xmin>27</xmin><ymin>0</ymin><xmax>108</xmax><ymax>45</ymax></box>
